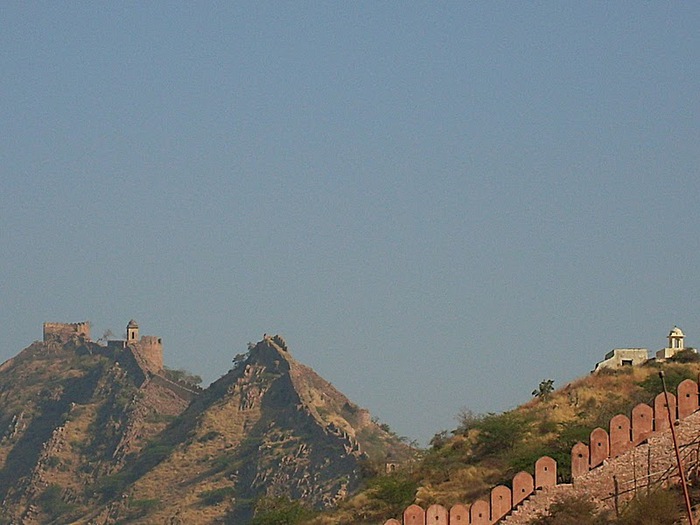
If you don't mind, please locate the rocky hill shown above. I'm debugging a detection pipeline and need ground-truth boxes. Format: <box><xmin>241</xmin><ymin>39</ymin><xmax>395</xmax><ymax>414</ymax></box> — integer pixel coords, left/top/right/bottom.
<box><xmin>0</xmin><ymin>330</ymin><xmax>411</xmax><ymax>524</ymax></box>
<box><xmin>308</xmin><ymin>355</ymin><xmax>700</xmax><ymax>524</ymax></box>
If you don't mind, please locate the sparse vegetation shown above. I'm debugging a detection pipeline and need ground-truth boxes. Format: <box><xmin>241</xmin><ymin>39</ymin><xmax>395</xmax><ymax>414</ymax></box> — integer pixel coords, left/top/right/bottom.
<box><xmin>199</xmin><ymin>486</ymin><xmax>235</xmax><ymax>506</ymax></box>
<box><xmin>527</xmin><ymin>493</ymin><xmax>612</xmax><ymax>524</ymax></box>
<box><xmin>532</xmin><ymin>379</ymin><xmax>555</xmax><ymax>399</ymax></box>
<box><xmin>39</xmin><ymin>484</ymin><xmax>76</xmax><ymax>520</ymax></box>
<box><xmin>162</xmin><ymin>366</ymin><xmax>203</xmax><ymax>386</ymax></box>
<box><xmin>527</xmin><ymin>488</ymin><xmax>684</xmax><ymax>525</ymax></box>
<box><xmin>250</xmin><ymin>496</ymin><xmax>316</xmax><ymax>525</ymax></box>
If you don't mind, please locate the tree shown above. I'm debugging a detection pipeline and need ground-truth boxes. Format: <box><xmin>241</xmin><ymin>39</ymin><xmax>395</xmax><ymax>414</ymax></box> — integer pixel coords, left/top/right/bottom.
<box><xmin>97</xmin><ymin>329</ymin><xmax>113</xmax><ymax>344</ymax></box>
<box><xmin>454</xmin><ymin>407</ymin><xmax>484</xmax><ymax>434</ymax></box>
<box><xmin>475</xmin><ymin>411</ymin><xmax>529</xmax><ymax>456</ymax></box>
<box><xmin>162</xmin><ymin>366</ymin><xmax>202</xmax><ymax>386</ymax></box>
<box><xmin>532</xmin><ymin>379</ymin><xmax>554</xmax><ymax>400</ymax></box>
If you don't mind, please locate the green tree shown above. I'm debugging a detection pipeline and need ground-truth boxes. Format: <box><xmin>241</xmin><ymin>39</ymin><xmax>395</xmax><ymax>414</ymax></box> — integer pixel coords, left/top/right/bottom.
<box><xmin>475</xmin><ymin>411</ymin><xmax>530</xmax><ymax>456</ymax></box>
<box><xmin>532</xmin><ymin>379</ymin><xmax>555</xmax><ymax>400</ymax></box>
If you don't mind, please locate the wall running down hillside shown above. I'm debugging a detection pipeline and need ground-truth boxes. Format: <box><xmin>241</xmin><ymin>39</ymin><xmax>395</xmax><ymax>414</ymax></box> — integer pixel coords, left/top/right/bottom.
<box><xmin>384</xmin><ymin>377</ymin><xmax>700</xmax><ymax>525</ymax></box>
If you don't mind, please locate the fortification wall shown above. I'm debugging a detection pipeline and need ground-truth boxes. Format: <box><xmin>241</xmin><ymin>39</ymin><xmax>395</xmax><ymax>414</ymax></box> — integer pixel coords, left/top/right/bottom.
<box><xmin>149</xmin><ymin>373</ymin><xmax>201</xmax><ymax>403</ymax></box>
<box><xmin>43</xmin><ymin>322</ymin><xmax>91</xmax><ymax>342</ymax></box>
<box><xmin>132</xmin><ymin>336</ymin><xmax>163</xmax><ymax>372</ymax></box>
<box><xmin>385</xmin><ymin>377</ymin><xmax>700</xmax><ymax>525</ymax></box>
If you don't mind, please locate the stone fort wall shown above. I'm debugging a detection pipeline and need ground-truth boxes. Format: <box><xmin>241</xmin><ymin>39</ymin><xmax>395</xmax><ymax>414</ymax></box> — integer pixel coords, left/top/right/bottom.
<box><xmin>43</xmin><ymin>322</ymin><xmax>91</xmax><ymax>342</ymax></box>
<box><xmin>134</xmin><ymin>335</ymin><xmax>163</xmax><ymax>372</ymax></box>
<box><xmin>384</xmin><ymin>377</ymin><xmax>700</xmax><ymax>525</ymax></box>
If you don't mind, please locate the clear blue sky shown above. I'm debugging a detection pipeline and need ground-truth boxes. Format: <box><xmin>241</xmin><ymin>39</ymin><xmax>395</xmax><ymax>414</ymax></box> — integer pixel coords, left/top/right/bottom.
<box><xmin>1</xmin><ymin>3</ymin><xmax>698</xmax><ymax>444</ymax></box>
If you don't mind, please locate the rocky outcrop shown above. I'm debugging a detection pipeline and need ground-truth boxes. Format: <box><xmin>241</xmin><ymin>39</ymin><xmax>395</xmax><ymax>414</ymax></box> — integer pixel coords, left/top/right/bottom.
<box><xmin>0</xmin><ymin>339</ymin><xmax>195</xmax><ymax>524</ymax></box>
<box><xmin>0</xmin><ymin>335</ymin><xmax>410</xmax><ymax>525</ymax></box>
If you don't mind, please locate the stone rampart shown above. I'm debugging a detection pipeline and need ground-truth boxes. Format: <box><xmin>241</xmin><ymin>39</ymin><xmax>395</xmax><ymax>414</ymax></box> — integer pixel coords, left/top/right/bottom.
<box><xmin>148</xmin><ymin>373</ymin><xmax>201</xmax><ymax>402</ymax></box>
<box><xmin>43</xmin><ymin>322</ymin><xmax>91</xmax><ymax>342</ymax></box>
<box><xmin>134</xmin><ymin>335</ymin><xmax>163</xmax><ymax>371</ymax></box>
<box><xmin>384</xmin><ymin>377</ymin><xmax>700</xmax><ymax>525</ymax></box>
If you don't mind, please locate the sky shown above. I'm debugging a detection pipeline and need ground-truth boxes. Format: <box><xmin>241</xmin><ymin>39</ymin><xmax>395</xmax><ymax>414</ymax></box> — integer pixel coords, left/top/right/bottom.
<box><xmin>1</xmin><ymin>3</ymin><xmax>699</xmax><ymax>445</ymax></box>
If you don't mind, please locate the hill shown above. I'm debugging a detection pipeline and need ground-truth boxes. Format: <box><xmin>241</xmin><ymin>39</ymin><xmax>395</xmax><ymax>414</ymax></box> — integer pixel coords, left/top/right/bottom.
<box><xmin>0</xmin><ymin>328</ymin><xmax>411</xmax><ymax>524</ymax></box>
<box><xmin>308</xmin><ymin>355</ymin><xmax>700</xmax><ymax>524</ymax></box>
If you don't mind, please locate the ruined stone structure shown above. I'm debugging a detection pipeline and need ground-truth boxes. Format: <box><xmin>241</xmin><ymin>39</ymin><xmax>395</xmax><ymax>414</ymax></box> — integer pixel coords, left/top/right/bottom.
<box><xmin>384</xmin><ymin>377</ymin><xmax>700</xmax><ymax>525</ymax></box>
<box><xmin>42</xmin><ymin>322</ymin><xmax>91</xmax><ymax>343</ymax></box>
<box><xmin>595</xmin><ymin>326</ymin><xmax>695</xmax><ymax>371</ymax></box>
<box><xmin>594</xmin><ymin>348</ymin><xmax>649</xmax><ymax>372</ymax></box>
<box><xmin>109</xmin><ymin>320</ymin><xmax>163</xmax><ymax>372</ymax></box>
<box><xmin>44</xmin><ymin>320</ymin><xmax>163</xmax><ymax>373</ymax></box>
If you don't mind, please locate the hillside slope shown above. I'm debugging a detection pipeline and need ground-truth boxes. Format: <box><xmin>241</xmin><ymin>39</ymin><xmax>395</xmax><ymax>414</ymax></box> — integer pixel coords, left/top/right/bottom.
<box><xmin>0</xmin><ymin>333</ymin><xmax>411</xmax><ymax>525</ymax></box>
<box><xmin>0</xmin><ymin>336</ymin><xmax>191</xmax><ymax>524</ymax></box>
<box><xmin>86</xmin><ymin>335</ymin><xmax>411</xmax><ymax>524</ymax></box>
<box><xmin>310</xmin><ymin>357</ymin><xmax>700</xmax><ymax>524</ymax></box>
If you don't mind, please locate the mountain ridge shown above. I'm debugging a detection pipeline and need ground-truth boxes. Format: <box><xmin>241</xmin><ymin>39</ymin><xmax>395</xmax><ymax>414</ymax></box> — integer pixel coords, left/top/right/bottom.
<box><xmin>0</xmin><ymin>329</ymin><xmax>410</xmax><ymax>524</ymax></box>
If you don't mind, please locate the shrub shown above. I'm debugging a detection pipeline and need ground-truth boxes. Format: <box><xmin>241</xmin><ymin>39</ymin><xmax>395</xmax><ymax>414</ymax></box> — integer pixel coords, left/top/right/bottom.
<box><xmin>617</xmin><ymin>488</ymin><xmax>683</xmax><ymax>525</ymax></box>
<box><xmin>198</xmin><ymin>430</ymin><xmax>222</xmax><ymax>443</ymax></box>
<box><xmin>367</xmin><ymin>473</ymin><xmax>417</xmax><ymax>512</ymax></box>
<box><xmin>474</xmin><ymin>411</ymin><xmax>530</xmax><ymax>456</ymax></box>
<box><xmin>250</xmin><ymin>496</ymin><xmax>316</xmax><ymax>525</ymax></box>
<box><xmin>199</xmin><ymin>486</ymin><xmax>235</xmax><ymax>506</ymax></box>
<box><xmin>638</xmin><ymin>366</ymin><xmax>696</xmax><ymax>399</ymax></box>
<box><xmin>669</xmin><ymin>349</ymin><xmax>700</xmax><ymax>363</ymax></box>
<box><xmin>39</xmin><ymin>484</ymin><xmax>76</xmax><ymax>519</ymax></box>
<box><xmin>527</xmin><ymin>493</ymin><xmax>612</xmax><ymax>524</ymax></box>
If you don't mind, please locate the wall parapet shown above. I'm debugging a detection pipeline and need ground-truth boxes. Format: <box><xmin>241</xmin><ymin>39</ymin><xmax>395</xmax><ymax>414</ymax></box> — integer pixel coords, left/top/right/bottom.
<box><xmin>384</xmin><ymin>376</ymin><xmax>700</xmax><ymax>525</ymax></box>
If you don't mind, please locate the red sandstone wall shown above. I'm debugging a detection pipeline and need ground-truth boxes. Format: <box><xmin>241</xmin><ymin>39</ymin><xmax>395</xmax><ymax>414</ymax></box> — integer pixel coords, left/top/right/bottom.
<box><xmin>385</xmin><ymin>377</ymin><xmax>700</xmax><ymax>525</ymax></box>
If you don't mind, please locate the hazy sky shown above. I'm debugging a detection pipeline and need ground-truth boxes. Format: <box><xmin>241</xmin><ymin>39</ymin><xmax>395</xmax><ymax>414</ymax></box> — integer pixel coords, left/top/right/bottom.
<box><xmin>2</xmin><ymin>3</ymin><xmax>698</xmax><ymax>444</ymax></box>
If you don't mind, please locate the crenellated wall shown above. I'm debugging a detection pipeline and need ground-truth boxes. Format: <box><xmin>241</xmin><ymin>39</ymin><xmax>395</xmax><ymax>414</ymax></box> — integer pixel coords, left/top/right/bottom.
<box><xmin>385</xmin><ymin>377</ymin><xmax>700</xmax><ymax>525</ymax></box>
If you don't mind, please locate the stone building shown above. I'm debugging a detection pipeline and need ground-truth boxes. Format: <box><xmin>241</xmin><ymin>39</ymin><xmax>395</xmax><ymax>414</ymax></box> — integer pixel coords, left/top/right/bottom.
<box><xmin>594</xmin><ymin>347</ymin><xmax>649</xmax><ymax>372</ymax></box>
<box><xmin>655</xmin><ymin>325</ymin><xmax>687</xmax><ymax>360</ymax></box>
<box><xmin>595</xmin><ymin>326</ymin><xmax>694</xmax><ymax>371</ymax></box>
<box><xmin>107</xmin><ymin>319</ymin><xmax>163</xmax><ymax>372</ymax></box>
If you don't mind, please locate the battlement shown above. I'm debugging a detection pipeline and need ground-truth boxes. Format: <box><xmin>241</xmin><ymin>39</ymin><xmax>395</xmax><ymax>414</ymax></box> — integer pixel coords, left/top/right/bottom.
<box><xmin>43</xmin><ymin>322</ymin><xmax>91</xmax><ymax>343</ymax></box>
<box><xmin>134</xmin><ymin>335</ymin><xmax>163</xmax><ymax>371</ymax></box>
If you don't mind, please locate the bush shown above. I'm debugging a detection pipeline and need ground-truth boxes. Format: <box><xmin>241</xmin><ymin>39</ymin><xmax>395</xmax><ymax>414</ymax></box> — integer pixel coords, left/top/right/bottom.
<box><xmin>669</xmin><ymin>349</ymin><xmax>700</xmax><ymax>363</ymax></box>
<box><xmin>367</xmin><ymin>473</ymin><xmax>417</xmax><ymax>512</ymax></box>
<box><xmin>39</xmin><ymin>484</ymin><xmax>76</xmax><ymax>519</ymax></box>
<box><xmin>250</xmin><ymin>496</ymin><xmax>316</xmax><ymax>525</ymax></box>
<box><xmin>617</xmin><ymin>488</ymin><xmax>683</xmax><ymax>525</ymax></box>
<box><xmin>474</xmin><ymin>411</ymin><xmax>530</xmax><ymax>456</ymax></box>
<box><xmin>527</xmin><ymin>493</ymin><xmax>612</xmax><ymax>524</ymax></box>
<box><xmin>198</xmin><ymin>486</ymin><xmax>235</xmax><ymax>506</ymax></box>
<box><xmin>638</xmin><ymin>366</ymin><xmax>696</xmax><ymax>399</ymax></box>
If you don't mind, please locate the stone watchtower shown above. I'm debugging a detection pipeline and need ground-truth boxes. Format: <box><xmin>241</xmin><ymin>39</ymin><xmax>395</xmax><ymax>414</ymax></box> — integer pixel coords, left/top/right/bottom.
<box><xmin>127</xmin><ymin>319</ymin><xmax>139</xmax><ymax>343</ymax></box>
<box><xmin>125</xmin><ymin>320</ymin><xmax>163</xmax><ymax>372</ymax></box>
<box><xmin>656</xmin><ymin>326</ymin><xmax>687</xmax><ymax>360</ymax></box>
<box><xmin>668</xmin><ymin>326</ymin><xmax>685</xmax><ymax>351</ymax></box>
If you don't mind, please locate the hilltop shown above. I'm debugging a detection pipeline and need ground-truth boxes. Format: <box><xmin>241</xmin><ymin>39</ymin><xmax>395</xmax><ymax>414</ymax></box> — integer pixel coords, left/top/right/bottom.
<box><xmin>309</xmin><ymin>353</ymin><xmax>700</xmax><ymax>524</ymax></box>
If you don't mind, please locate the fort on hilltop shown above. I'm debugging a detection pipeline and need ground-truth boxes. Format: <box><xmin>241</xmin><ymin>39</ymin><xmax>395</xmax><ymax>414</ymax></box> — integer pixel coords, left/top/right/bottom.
<box><xmin>106</xmin><ymin>319</ymin><xmax>163</xmax><ymax>372</ymax></box>
<box><xmin>43</xmin><ymin>319</ymin><xmax>163</xmax><ymax>373</ymax></box>
<box><xmin>594</xmin><ymin>325</ymin><xmax>696</xmax><ymax>372</ymax></box>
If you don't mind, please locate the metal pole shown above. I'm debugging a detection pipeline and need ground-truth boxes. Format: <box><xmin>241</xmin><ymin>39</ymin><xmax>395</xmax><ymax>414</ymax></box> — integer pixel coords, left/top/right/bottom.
<box><xmin>660</xmin><ymin>370</ymin><xmax>694</xmax><ymax>525</ymax></box>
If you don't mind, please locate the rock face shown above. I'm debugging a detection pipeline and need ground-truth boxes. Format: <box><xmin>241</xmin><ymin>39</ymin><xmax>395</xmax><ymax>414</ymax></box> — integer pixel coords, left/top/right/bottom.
<box><xmin>0</xmin><ymin>336</ymin><xmax>192</xmax><ymax>524</ymax></box>
<box><xmin>0</xmin><ymin>335</ymin><xmax>409</xmax><ymax>524</ymax></box>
